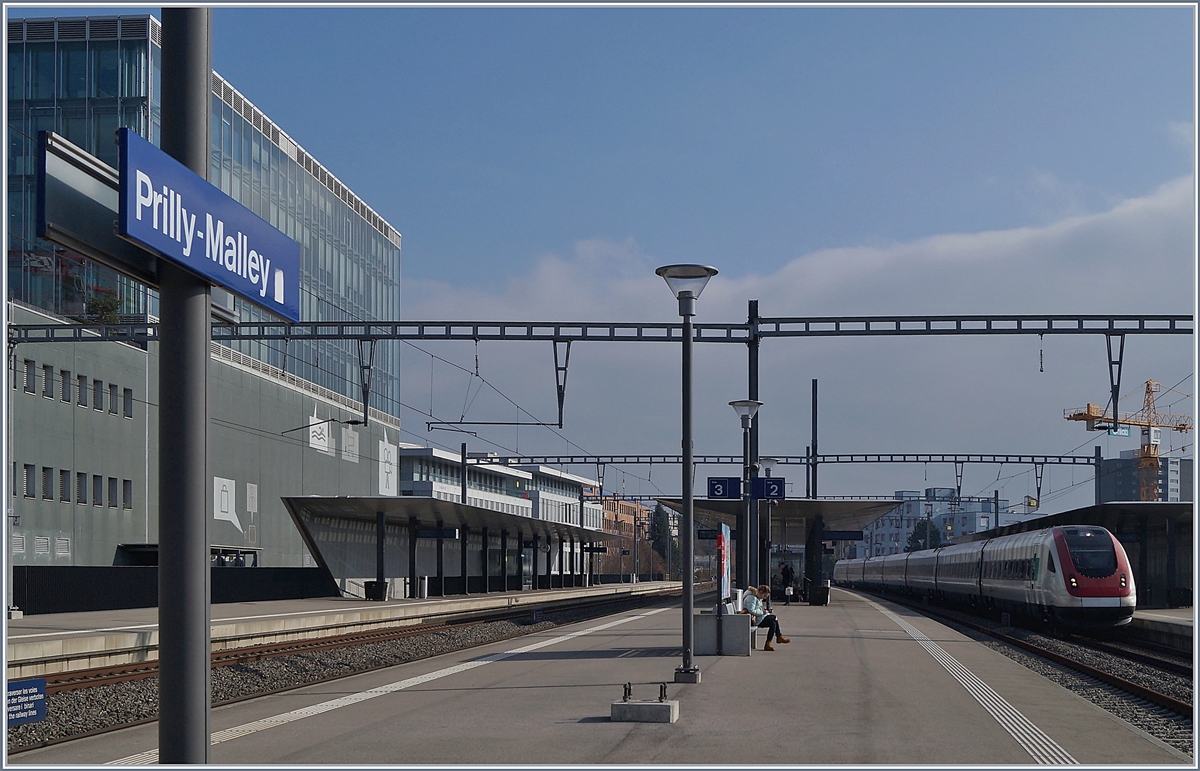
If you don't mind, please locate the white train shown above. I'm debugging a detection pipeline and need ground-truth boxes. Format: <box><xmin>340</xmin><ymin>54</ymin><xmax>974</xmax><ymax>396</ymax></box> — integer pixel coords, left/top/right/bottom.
<box><xmin>833</xmin><ymin>526</ymin><xmax>1136</xmax><ymax>629</ymax></box>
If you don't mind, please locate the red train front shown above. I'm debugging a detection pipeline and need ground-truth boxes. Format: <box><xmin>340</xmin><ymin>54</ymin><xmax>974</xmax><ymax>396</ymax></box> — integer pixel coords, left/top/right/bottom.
<box><xmin>1047</xmin><ymin>526</ymin><xmax>1136</xmax><ymax>628</ymax></box>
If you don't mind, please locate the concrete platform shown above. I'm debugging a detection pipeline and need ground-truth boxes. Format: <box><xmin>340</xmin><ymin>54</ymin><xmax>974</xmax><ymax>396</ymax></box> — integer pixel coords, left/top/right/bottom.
<box><xmin>1129</xmin><ymin>607</ymin><xmax>1193</xmax><ymax>651</ymax></box>
<box><xmin>5</xmin><ymin>581</ymin><xmax>679</xmax><ymax>679</ymax></box>
<box><xmin>10</xmin><ymin>587</ymin><xmax>1190</xmax><ymax>765</ymax></box>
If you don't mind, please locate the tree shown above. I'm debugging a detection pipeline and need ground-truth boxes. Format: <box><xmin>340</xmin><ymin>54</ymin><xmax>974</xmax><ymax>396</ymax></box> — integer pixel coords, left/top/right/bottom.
<box><xmin>906</xmin><ymin>518</ymin><xmax>942</xmax><ymax>552</ymax></box>
<box><xmin>84</xmin><ymin>291</ymin><xmax>121</xmax><ymax>324</ymax></box>
<box><xmin>648</xmin><ymin>504</ymin><xmax>680</xmax><ymax>578</ymax></box>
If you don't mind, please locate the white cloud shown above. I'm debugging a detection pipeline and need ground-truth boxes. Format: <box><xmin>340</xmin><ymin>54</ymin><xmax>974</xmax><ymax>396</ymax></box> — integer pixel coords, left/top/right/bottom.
<box><xmin>400</xmin><ymin>177</ymin><xmax>1195</xmax><ymax>512</ymax></box>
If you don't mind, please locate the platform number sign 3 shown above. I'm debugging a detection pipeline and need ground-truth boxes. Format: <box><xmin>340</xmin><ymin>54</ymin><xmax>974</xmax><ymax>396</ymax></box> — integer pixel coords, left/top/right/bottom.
<box><xmin>707</xmin><ymin>477</ymin><xmax>742</xmax><ymax>499</ymax></box>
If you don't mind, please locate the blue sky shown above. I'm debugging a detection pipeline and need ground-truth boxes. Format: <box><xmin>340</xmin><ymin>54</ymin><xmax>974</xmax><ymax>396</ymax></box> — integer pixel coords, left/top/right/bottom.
<box><xmin>9</xmin><ymin>4</ymin><xmax>1196</xmax><ymax>512</ymax></box>
<box><xmin>198</xmin><ymin>7</ymin><xmax>1194</xmax><ymax>288</ymax></box>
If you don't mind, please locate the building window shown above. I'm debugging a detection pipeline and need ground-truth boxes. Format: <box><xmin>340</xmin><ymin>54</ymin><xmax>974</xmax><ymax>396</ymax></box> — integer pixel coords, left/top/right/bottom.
<box><xmin>93</xmin><ymin>379</ymin><xmax>104</xmax><ymax>411</ymax></box>
<box><xmin>93</xmin><ymin>475</ymin><xmax>103</xmax><ymax>506</ymax></box>
<box><xmin>60</xmin><ymin>470</ymin><xmax>71</xmax><ymax>501</ymax></box>
<box><xmin>108</xmin><ymin>477</ymin><xmax>118</xmax><ymax>508</ymax></box>
<box><xmin>108</xmin><ymin>383</ymin><xmax>119</xmax><ymax>414</ymax></box>
<box><xmin>123</xmin><ymin>388</ymin><xmax>134</xmax><ymax>418</ymax></box>
<box><xmin>77</xmin><ymin>472</ymin><xmax>88</xmax><ymax>504</ymax></box>
<box><xmin>42</xmin><ymin>365</ymin><xmax>54</xmax><ymax>398</ymax></box>
<box><xmin>123</xmin><ymin>479</ymin><xmax>133</xmax><ymax>509</ymax></box>
<box><xmin>24</xmin><ymin>360</ymin><xmax>35</xmax><ymax>393</ymax></box>
<box><xmin>61</xmin><ymin>370</ymin><xmax>72</xmax><ymax>402</ymax></box>
<box><xmin>77</xmin><ymin>375</ymin><xmax>88</xmax><ymax>407</ymax></box>
<box><xmin>42</xmin><ymin>467</ymin><xmax>54</xmax><ymax>499</ymax></box>
<box><xmin>23</xmin><ymin>464</ymin><xmax>35</xmax><ymax>498</ymax></box>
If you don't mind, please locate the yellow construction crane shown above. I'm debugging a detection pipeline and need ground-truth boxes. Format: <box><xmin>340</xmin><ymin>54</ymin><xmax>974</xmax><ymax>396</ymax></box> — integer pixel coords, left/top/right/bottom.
<box><xmin>1064</xmin><ymin>380</ymin><xmax>1193</xmax><ymax>501</ymax></box>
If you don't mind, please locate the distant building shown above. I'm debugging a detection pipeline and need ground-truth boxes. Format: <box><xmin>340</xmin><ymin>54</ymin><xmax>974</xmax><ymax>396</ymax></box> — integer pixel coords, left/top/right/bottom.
<box><xmin>1097</xmin><ymin>453</ymin><xmax>1192</xmax><ymax>503</ymax></box>
<box><xmin>856</xmin><ymin>488</ymin><xmax>1014</xmax><ymax>557</ymax></box>
<box><xmin>599</xmin><ymin>495</ymin><xmax>655</xmax><ymax>578</ymax></box>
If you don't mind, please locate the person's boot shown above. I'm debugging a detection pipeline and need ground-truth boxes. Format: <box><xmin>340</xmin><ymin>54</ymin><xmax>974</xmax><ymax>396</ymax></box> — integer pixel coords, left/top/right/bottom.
<box><xmin>763</xmin><ymin>641</ymin><xmax>776</xmax><ymax>651</ymax></box>
<box><xmin>777</xmin><ymin>635</ymin><xmax>791</xmax><ymax>644</ymax></box>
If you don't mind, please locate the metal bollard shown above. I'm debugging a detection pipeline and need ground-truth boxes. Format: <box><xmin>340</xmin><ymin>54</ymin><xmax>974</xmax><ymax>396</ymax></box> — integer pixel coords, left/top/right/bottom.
<box><xmin>658</xmin><ymin>683</ymin><xmax>667</xmax><ymax>703</ymax></box>
<box><xmin>622</xmin><ymin>682</ymin><xmax>632</xmax><ymax>702</ymax></box>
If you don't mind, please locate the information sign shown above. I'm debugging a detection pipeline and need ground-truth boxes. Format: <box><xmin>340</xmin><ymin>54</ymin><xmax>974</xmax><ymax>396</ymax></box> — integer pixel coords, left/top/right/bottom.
<box><xmin>718</xmin><ymin>523</ymin><xmax>731</xmax><ymax>600</ymax></box>
<box><xmin>707</xmin><ymin>477</ymin><xmax>742</xmax><ymax>499</ymax></box>
<box><xmin>1108</xmin><ymin>426</ymin><xmax>1131</xmax><ymax>437</ymax></box>
<box><xmin>7</xmin><ymin>678</ymin><xmax>46</xmax><ymax>727</ymax></box>
<box><xmin>752</xmin><ymin>477</ymin><xmax>786</xmax><ymax>499</ymax></box>
<box><xmin>118</xmin><ymin>128</ymin><xmax>301</xmax><ymax>322</ymax></box>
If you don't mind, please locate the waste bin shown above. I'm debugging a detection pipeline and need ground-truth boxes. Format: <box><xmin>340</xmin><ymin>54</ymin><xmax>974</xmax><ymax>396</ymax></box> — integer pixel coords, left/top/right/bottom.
<box><xmin>365</xmin><ymin>580</ymin><xmax>387</xmax><ymax>601</ymax></box>
<box><xmin>417</xmin><ymin>576</ymin><xmax>429</xmax><ymax>599</ymax></box>
<box><xmin>809</xmin><ymin>579</ymin><xmax>830</xmax><ymax>606</ymax></box>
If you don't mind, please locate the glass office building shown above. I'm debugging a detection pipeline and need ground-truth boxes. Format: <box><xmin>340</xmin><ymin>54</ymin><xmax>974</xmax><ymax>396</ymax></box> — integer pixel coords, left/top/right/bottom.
<box><xmin>7</xmin><ymin>14</ymin><xmax>403</xmax><ymax>416</ymax></box>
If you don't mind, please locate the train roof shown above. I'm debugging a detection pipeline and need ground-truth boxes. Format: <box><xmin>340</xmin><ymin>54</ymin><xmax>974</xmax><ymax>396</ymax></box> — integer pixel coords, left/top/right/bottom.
<box><xmin>956</xmin><ymin>501</ymin><xmax>1192</xmax><ymax>542</ymax></box>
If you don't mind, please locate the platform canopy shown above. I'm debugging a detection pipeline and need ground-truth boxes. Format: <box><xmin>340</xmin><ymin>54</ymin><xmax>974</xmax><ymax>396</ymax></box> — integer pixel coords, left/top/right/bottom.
<box><xmin>283</xmin><ymin>495</ymin><xmax>617</xmax><ymax>545</ymax></box>
<box><xmin>655</xmin><ymin>497</ymin><xmax>901</xmax><ymax>544</ymax></box>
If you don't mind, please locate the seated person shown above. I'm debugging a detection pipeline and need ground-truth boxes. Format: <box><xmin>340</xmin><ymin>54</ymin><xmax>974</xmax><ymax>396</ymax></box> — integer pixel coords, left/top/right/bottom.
<box><xmin>739</xmin><ymin>585</ymin><xmax>790</xmax><ymax>650</ymax></box>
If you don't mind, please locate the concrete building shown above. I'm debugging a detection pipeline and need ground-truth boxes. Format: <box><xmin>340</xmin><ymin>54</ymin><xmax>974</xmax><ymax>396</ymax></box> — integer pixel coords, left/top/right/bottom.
<box><xmin>1097</xmin><ymin>453</ymin><xmax>1192</xmax><ymax>503</ymax></box>
<box><xmin>5</xmin><ymin>15</ymin><xmax>607</xmax><ymax>597</ymax></box>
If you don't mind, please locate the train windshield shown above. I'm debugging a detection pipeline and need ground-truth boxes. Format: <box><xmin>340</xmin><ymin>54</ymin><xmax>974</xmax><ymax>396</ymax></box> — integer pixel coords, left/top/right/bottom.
<box><xmin>1062</xmin><ymin>528</ymin><xmax>1117</xmax><ymax>577</ymax></box>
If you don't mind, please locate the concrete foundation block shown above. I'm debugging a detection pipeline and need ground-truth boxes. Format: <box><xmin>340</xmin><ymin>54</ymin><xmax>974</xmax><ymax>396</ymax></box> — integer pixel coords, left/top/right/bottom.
<box><xmin>611</xmin><ymin>699</ymin><xmax>679</xmax><ymax>723</ymax></box>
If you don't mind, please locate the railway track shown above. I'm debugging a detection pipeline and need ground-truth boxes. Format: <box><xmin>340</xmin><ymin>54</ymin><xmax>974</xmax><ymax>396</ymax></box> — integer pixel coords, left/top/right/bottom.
<box><xmin>9</xmin><ymin>591</ymin><xmax>681</xmax><ymax>755</ymax></box>
<box><xmin>865</xmin><ymin>592</ymin><xmax>1193</xmax><ymax>719</ymax></box>
<box><xmin>1062</xmin><ymin>633</ymin><xmax>1193</xmax><ymax>680</ymax></box>
<box><xmin>42</xmin><ymin>618</ymin><xmax>470</xmax><ymax>694</ymax></box>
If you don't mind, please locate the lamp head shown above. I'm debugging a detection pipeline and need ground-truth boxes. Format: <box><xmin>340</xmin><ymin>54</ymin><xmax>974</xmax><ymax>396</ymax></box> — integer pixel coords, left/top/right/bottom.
<box><xmin>757</xmin><ymin>457</ymin><xmax>779</xmax><ymax>477</ymax></box>
<box><xmin>655</xmin><ymin>264</ymin><xmax>718</xmax><ymax>316</ymax></box>
<box><xmin>729</xmin><ymin>399</ymin><xmax>763</xmax><ymax>429</ymax></box>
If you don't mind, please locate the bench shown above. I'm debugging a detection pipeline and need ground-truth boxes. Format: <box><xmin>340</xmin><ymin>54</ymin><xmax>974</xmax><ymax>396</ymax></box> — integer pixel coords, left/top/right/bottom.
<box><xmin>693</xmin><ymin>589</ymin><xmax>761</xmax><ymax>656</ymax></box>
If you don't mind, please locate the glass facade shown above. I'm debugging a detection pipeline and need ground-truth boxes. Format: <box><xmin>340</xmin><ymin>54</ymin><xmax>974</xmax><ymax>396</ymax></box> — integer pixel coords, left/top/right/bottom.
<box><xmin>7</xmin><ymin>15</ymin><xmax>402</xmax><ymax>416</ymax></box>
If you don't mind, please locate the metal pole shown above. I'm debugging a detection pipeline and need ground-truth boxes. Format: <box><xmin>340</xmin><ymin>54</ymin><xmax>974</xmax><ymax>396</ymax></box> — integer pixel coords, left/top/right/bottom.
<box><xmin>805</xmin><ymin>445</ymin><xmax>811</xmax><ymax>498</ymax></box>
<box><xmin>811</xmin><ymin>379</ymin><xmax>818</xmax><ymax>499</ymax></box>
<box><xmin>748</xmin><ymin>300</ymin><xmax>760</xmax><ymax>585</ymax></box>
<box><xmin>376</xmin><ymin>511</ymin><xmax>385</xmax><ymax>586</ymax></box>
<box><xmin>739</xmin><ymin>424</ymin><xmax>751</xmax><ymax>589</ymax></box>
<box><xmin>460</xmin><ymin>442</ymin><xmax>468</xmax><ymax>504</ymax></box>
<box><xmin>157</xmin><ymin>8</ymin><xmax>212</xmax><ymax>763</ymax></box>
<box><xmin>676</xmin><ymin>303</ymin><xmax>699</xmax><ymax>682</ymax></box>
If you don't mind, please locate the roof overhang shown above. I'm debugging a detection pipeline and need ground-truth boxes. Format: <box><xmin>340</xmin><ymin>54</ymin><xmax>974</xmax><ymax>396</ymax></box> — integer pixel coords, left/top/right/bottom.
<box><xmin>656</xmin><ymin>498</ymin><xmax>902</xmax><ymax>540</ymax></box>
<box><xmin>959</xmin><ymin>501</ymin><xmax>1194</xmax><ymax>542</ymax></box>
<box><xmin>283</xmin><ymin>495</ymin><xmax>617</xmax><ymax>543</ymax></box>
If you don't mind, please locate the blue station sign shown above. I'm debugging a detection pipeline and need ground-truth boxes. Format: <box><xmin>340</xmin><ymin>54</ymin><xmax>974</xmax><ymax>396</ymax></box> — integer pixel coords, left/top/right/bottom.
<box><xmin>707</xmin><ymin>477</ymin><xmax>742</xmax><ymax>499</ymax></box>
<box><xmin>752</xmin><ymin>477</ymin><xmax>785</xmax><ymax>500</ymax></box>
<box><xmin>7</xmin><ymin>678</ymin><xmax>46</xmax><ymax>727</ymax></box>
<box><xmin>118</xmin><ymin>128</ymin><xmax>301</xmax><ymax>322</ymax></box>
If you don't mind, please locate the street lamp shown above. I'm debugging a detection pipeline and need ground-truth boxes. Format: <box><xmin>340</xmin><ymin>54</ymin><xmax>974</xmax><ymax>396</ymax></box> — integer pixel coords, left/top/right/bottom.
<box><xmin>657</xmin><ymin>263</ymin><xmax>718</xmax><ymax>684</ymax></box>
<box><xmin>729</xmin><ymin>400</ymin><xmax>762</xmax><ymax>590</ymax></box>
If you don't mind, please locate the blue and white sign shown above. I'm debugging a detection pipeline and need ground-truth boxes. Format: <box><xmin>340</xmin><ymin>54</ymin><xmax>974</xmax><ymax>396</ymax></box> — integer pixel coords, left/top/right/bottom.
<box><xmin>1108</xmin><ymin>426</ymin><xmax>1131</xmax><ymax>437</ymax></box>
<box><xmin>707</xmin><ymin>477</ymin><xmax>742</xmax><ymax>499</ymax></box>
<box><xmin>7</xmin><ymin>678</ymin><xmax>46</xmax><ymax>727</ymax></box>
<box><xmin>752</xmin><ymin>477</ymin><xmax>785</xmax><ymax>500</ymax></box>
<box><xmin>118</xmin><ymin>128</ymin><xmax>301</xmax><ymax>322</ymax></box>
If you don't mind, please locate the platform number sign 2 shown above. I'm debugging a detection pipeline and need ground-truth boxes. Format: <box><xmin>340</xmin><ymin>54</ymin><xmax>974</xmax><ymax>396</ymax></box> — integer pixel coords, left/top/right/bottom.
<box><xmin>752</xmin><ymin>478</ymin><xmax>785</xmax><ymax>500</ymax></box>
<box><xmin>707</xmin><ymin>477</ymin><xmax>742</xmax><ymax>499</ymax></box>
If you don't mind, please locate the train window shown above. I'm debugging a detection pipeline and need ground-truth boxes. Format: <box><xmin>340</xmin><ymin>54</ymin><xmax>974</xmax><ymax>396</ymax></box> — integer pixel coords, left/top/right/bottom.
<box><xmin>1064</xmin><ymin>529</ymin><xmax>1117</xmax><ymax>578</ymax></box>
<box><xmin>1046</xmin><ymin>554</ymin><xmax>1056</xmax><ymax>573</ymax></box>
